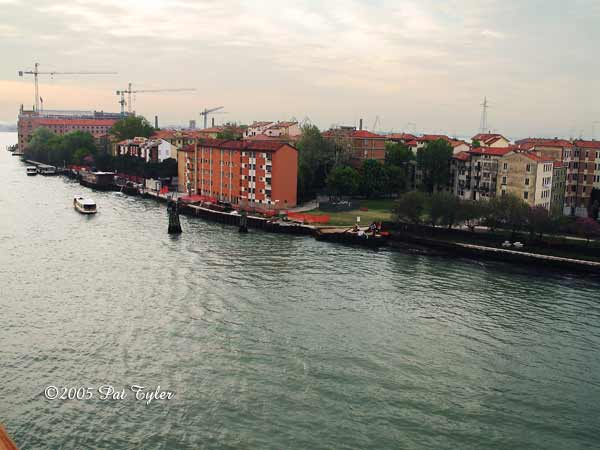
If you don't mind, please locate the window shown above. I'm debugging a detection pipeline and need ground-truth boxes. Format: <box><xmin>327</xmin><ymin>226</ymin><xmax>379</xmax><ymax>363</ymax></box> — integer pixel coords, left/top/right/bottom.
<box><xmin>526</xmin><ymin>164</ymin><xmax>531</xmax><ymax>172</ymax></box>
<box><xmin>502</xmin><ymin>176</ymin><xmax>507</xmax><ymax>185</ymax></box>
<box><xmin>503</xmin><ymin>162</ymin><xmax>508</xmax><ymax>170</ymax></box>
<box><xmin>524</xmin><ymin>191</ymin><xmax>529</xmax><ymax>200</ymax></box>
<box><xmin>525</xmin><ymin>178</ymin><xmax>530</xmax><ymax>186</ymax></box>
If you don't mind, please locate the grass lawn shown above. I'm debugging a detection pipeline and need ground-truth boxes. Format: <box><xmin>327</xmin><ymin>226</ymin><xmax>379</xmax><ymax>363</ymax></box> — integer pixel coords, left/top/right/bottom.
<box><xmin>306</xmin><ymin>199</ymin><xmax>395</xmax><ymax>226</ymax></box>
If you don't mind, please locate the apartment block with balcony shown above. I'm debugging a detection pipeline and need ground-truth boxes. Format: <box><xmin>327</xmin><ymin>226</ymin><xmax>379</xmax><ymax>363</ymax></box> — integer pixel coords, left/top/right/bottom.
<box><xmin>177</xmin><ymin>139</ymin><xmax>298</xmax><ymax>209</ymax></box>
<box><xmin>497</xmin><ymin>151</ymin><xmax>554</xmax><ymax>210</ymax></box>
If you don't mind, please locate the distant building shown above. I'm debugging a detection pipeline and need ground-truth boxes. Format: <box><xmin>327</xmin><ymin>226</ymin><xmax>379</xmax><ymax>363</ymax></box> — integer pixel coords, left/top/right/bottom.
<box><xmin>322</xmin><ymin>128</ymin><xmax>387</xmax><ymax>167</ymax></box>
<box><xmin>116</xmin><ymin>137</ymin><xmax>177</xmax><ymax>163</ymax></box>
<box><xmin>244</xmin><ymin>121</ymin><xmax>300</xmax><ymax>139</ymax></box>
<box><xmin>178</xmin><ymin>140</ymin><xmax>298</xmax><ymax>209</ymax></box>
<box><xmin>471</xmin><ymin>133</ymin><xmax>511</xmax><ymax>148</ymax></box>
<box><xmin>17</xmin><ymin>106</ymin><xmax>122</xmax><ymax>151</ymax></box>
<box><xmin>497</xmin><ymin>151</ymin><xmax>554</xmax><ymax>210</ymax></box>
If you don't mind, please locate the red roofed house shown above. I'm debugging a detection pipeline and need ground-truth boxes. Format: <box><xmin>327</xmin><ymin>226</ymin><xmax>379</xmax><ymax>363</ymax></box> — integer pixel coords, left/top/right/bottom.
<box><xmin>177</xmin><ymin>139</ymin><xmax>298</xmax><ymax>209</ymax></box>
<box><xmin>17</xmin><ymin>106</ymin><xmax>122</xmax><ymax>151</ymax></box>
<box><xmin>471</xmin><ymin>133</ymin><xmax>511</xmax><ymax>148</ymax></box>
<box><xmin>322</xmin><ymin>128</ymin><xmax>387</xmax><ymax>167</ymax></box>
<box><xmin>450</xmin><ymin>146</ymin><xmax>514</xmax><ymax>201</ymax></box>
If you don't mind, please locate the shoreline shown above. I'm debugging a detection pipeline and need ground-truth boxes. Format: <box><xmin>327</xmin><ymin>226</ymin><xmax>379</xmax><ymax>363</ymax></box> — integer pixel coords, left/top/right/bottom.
<box><xmin>13</xmin><ymin>155</ymin><xmax>600</xmax><ymax>274</ymax></box>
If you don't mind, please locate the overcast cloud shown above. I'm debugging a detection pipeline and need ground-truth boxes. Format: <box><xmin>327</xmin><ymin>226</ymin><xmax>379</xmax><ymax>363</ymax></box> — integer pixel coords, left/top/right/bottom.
<box><xmin>1</xmin><ymin>0</ymin><xmax>599</xmax><ymax>138</ymax></box>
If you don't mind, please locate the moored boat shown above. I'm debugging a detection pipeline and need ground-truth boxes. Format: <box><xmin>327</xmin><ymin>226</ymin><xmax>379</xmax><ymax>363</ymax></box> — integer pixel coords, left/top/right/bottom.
<box><xmin>314</xmin><ymin>227</ymin><xmax>389</xmax><ymax>248</ymax></box>
<box><xmin>80</xmin><ymin>171</ymin><xmax>116</xmax><ymax>190</ymax></box>
<box><xmin>26</xmin><ymin>166</ymin><xmax>37</xmax><ymax>176</ymax></box>
<box><xmin>37</xmin><ymin>164</ymin><xmax>57</xmax><ymax>175</ymax></box>
<box><xmin>73</xmin><ymin>195</ymin><xmax>97</xmax><ymax>214</ymax></box>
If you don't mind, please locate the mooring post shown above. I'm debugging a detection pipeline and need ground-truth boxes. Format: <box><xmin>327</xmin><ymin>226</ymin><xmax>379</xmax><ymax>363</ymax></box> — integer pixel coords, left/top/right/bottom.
<box><xmin>239</xmin><ymin>210</ymin><xmax>248</xmax><ymax>233</ymax></box>
<box><xmin>168</xmin><ymin>199</ymin><xmax>182</xmax><ymax>234</ymax></box>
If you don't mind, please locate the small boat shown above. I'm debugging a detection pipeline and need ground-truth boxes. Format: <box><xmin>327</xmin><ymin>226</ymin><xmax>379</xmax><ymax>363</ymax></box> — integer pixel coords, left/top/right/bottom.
<box><xmin>314</xmin><ymin>227</ymin><xmax>389</xmax><ymax>248</ymax></box>
<box><xmin>38</xmin><ymin>164</ymin><xmax>57</xmax><ymax>175</ymax></box>
<box><xmin>73</xmin><ymin>195</ymin><xmax>97</xmax><ymax>214</ymax></box>
<box><xmin>26</xmin><ymin>166</ymin><xmax>37</xmax><ymax>176</ymax></box>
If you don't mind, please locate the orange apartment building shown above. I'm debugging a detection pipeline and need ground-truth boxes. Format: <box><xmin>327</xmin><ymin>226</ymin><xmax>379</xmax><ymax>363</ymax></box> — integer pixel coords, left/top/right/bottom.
<box><xmin>178</xmin><ymin>139</ymin><xmax>298</xmax><ymax>209</ymax></box>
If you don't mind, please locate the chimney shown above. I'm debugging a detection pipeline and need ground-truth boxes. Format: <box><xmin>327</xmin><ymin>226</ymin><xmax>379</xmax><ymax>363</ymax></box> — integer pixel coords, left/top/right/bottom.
<box><xmin>359</xmin><ymin>118</ymin><xmax>363</xmax><ymax>130</ymax></box>
<box><xmin>154</xmin><ymin>115</ymin><xmax>158</xmax><ymax>129</ymax></box>
<box><xmin>212</xmin><ymin>117</ymin><xmax>215</xmax><ymax>127</ymax></box>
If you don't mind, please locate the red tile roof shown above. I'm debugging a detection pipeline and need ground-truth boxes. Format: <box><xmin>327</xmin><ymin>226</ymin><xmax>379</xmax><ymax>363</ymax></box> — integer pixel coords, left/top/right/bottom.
<box><xmin>180</xmin><ymin>139</ymin><xmax>295</xmax><ymax>153</ymax></box>
<box><xmin>453</xmin><ymin>151</ymin><xmax>470</xmax><ymax>161</ymax></box>
<box><xmin>515</xmin><ymin>138</ymin><xmax>573</xmax><ymax>148</ymax></box>
<box><xmin>574</xmin><ymin>140</ymin><xmax>600</xmax><ymax>149</ymax></box>
<box><xmin>350</xmin><ymin>130</ymin><xmax>386</xmax><ymax>138</ymax></box>
<box><xmin>387</xmin><ymin>133</ymin><xmax>416</xmax><ymax>140</ymax></box>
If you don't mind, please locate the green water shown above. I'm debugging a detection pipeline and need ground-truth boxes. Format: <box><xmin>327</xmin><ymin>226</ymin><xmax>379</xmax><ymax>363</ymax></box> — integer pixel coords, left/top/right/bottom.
<box><xmin>1</xmin><ymin>133</ymin><xmax>599</xmax><ymax>449</ymax></box>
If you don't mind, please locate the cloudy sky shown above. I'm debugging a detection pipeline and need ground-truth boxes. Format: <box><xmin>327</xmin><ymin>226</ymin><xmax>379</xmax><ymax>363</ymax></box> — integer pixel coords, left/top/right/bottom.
<box><xmin>1</xmin><ymin>0</ymin><xmax>599</xmax><ymax>139</ymax></box>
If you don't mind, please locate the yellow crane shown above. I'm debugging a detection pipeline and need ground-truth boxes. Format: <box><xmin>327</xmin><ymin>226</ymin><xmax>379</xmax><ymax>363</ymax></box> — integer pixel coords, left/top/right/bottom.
<box><xmin>18</xmin><ymin>62</ymin><xmax>117</xmax><ymax>113</ymax></box>
<box><xmin>116</xmin><ymin>83</ymin><xmax>196</xmax><ymax>117</ymax></box>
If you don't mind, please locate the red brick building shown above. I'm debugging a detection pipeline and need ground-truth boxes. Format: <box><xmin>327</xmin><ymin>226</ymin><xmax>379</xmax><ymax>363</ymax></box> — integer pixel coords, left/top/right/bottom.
<box><xmin>322</xmin><ymin>128</ymin><xmax>387</xmax><ymax>167</ymax></box>
<box><xmin>17</xmin><ymin>106</ymin><xmax>122</xmax><ymax>151</ymax></box>
<box><xmin>178</xmin><ymin>139</ymin><xmax>298</xmax><ymax>209</ymax></box>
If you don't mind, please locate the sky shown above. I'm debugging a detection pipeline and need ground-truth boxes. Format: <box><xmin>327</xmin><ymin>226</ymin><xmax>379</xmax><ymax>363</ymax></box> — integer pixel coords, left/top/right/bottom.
<box><xmin>1</xmin><ymin>0</ymin><xmax>600</xmax><ymax>139</ymax></box>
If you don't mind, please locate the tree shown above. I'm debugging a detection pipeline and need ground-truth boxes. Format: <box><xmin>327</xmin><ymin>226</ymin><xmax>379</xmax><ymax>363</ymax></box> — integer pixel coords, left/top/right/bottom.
<box><xmin>360</xmin><ymin>159</ymin><xmax>387</xmax><ymax>198</ymax></box>
<box><xmin>326</xmin><ymin>166</ymin><xmax>360</xmax><ymax>196</ymax></box>
<box><xmin>526</xmin><ymin>206</ymin><xmax>555</xmax><ymax>240</ymax></box>
<box><xmin>395</xmin><ymin>191</ymin><xmax>427</xmax><ymax>225</ymax></box>
<box><xmin>458</xmin><ymin>200</ymin><xmax>486</xmax><ymax>232</ymax></box>
<box><xmin>110</xmin><ymin>115</ymin><xmax>154</xmax><ymax>141</ymax></box>
<box><xmin>383</xmin><ymin>165</ymin><xmax>407</xmax><ymax>196</ymax></box>
<box><xmin>296</xmin><ymin>124</ymin><xmax>336</xmax><ymax>200</ymax></box>
<box><xmin>416</xmin><ymin>139</ymin><xmax>453</xmax><ymax>193</ymax></box>
<box><xmin>472</xmin><ymin>139</ymin><xmax>481</xmax><ymax>148</ymax></box>
<box><xmin>385</xmin><ymin>141</ymin><xmax>413</xmax><ymax>166</ymax></box>
<box><xmin>573</xmin><ymin>217</ymin><xmax>600</xmax><ymax>245</ymax></box>
<box><xmin>428</xmin><ymin>192</ymin><xmax>460</xmax><ymax>228</ymax></box>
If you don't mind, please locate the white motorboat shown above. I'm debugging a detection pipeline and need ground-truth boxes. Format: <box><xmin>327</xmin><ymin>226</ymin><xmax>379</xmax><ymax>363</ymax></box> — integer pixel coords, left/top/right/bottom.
<box><xmin>26</xmin><ymin>166</ymin><xmax>37</xmax><ymax>176</ymax></box>
<box><xmin>73</xmin><ymin>195</ymin><xmax>97</xmax><ymax>214</ymax></box>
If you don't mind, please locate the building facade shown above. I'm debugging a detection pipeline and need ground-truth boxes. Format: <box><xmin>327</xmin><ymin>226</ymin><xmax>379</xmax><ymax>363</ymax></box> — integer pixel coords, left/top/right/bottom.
<box><xmin>497</xmin><ymin>151</ymin><xmax>554</xmax><ymax>209</ymax></box>
<box><xmin>551</xmin><ymin>162</ymin><xmax>567</xmax><ymax>217</ymax></box>
<box><xmin>244</xmin><ymin>121</ymin><xmax>300</xmax><ymax>139</ymax></box>
<box><xmin>178</xmin><ymin>140</ymin><xmax>298</xmax><ymax>209</ymax></box>
<box><xmin>17</xmin><ymin>106</ymin><xmax>122</xmax><ymax>151</ymax></box>
<box><xmin>116</xmin><ymin>137</ymin><xmax>177</xmax><ymax>163</ymax></box>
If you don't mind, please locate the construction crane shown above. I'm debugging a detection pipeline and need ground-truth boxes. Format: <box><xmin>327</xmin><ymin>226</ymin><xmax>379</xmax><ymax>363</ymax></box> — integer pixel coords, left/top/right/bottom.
<box><xmin>116</xmin><ymin>83</ymin><xmax>196</xmax><ymax>116</ymax></box>
<box><xmin>199</xmin><ymin>106</ymin><xmax>224</xmax><ymax>129</ymax></box>
<box><xmin>18</xmin><ymin>62</ymin><xmax>117</xmax><ymax>113</ymax></box>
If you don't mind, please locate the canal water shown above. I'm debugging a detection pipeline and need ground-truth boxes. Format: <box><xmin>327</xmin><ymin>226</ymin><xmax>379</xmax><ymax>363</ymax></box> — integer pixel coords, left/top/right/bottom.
<box><xmin>1</xmin><ymin>132</ymin><xmax>599</xmax><ymax>450</ymax></box>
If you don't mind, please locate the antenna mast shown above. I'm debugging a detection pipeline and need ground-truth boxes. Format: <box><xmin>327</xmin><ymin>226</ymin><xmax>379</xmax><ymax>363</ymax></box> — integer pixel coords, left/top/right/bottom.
<box><xmin>479</xmin><ymin>97</ymin><xmax>489</xmax><ymax>134</ymax></box>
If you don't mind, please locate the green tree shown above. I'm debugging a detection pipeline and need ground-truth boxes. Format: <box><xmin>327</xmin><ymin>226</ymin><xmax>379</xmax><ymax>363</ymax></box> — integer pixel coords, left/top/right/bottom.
<box><xmin>526</xmin><ymin>206</ymin><xmax>555</xmax><ymax>239</ymax></box>
<box><xmin>360</xmin><ymin>159</ymin><xmax>387</xmax><ymax>198</ymax></box>
<box><xmin>472</xmin><ymin>139</ymin><xmax>481</xmax><ymax>148</ymax></box>
<box><xmin>110</xmin><ymin>115</ymin><xmax>154</xmax><ymax>141</ymax></box>
<box><xmin>428</xmin><ymin>192</ymin><xmax>460</xmax><ymax>227</ymax></box>
<box><xmin>385</xmin><ymin>141</ymin><xmax>413</xmax><ymax>166</ymax></box>
<box><xmin>296</xmin><ymin>124</ymin><xmax>335</xmax><ymax>200</ymax></box>
<box><xmin>395</xmin><ymin>191</ymin><xmax>427</xmax><ymax>224</ymax></box>
<box><xmin>383</xmin><ymin>165</ymin><xmax>407</xmax><ymax>195</ymax></box>
<box><xmin>459</xmin><ymin>200</ymin><xmax>486</xmax><ymax>232</ymax></box>
<box><xmin>326</xmin><ymin>166</ymin><xmax>360</xmax><ymax>196</ymax></box>
<box><xmin>416</xmin><ymin>139</ymin><xmax>453</xmax><ymax>193</ymax></box>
